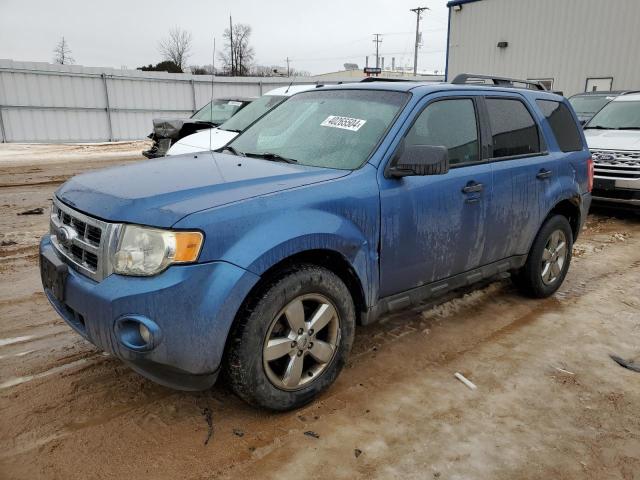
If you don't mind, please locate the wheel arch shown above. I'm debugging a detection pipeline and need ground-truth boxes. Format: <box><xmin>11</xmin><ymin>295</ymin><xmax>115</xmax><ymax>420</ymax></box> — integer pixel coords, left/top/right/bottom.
<box><xmin>240</xmin><ymin>248</ymin><xmax>368</xmax><ymax>326</ymax></box>
<box><xmin>545</xmin><ymin>196</ymin><xmax>582</xmax><ymax>241</ymax></box>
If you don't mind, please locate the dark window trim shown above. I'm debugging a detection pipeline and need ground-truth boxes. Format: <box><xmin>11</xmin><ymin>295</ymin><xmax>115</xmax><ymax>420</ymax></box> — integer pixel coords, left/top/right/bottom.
<box><xmin>483</xmin><ymin>95</ymin><xmax>548</xmax><ymax>162</ymax></box>
<box><xmin>385</xmin><ymin>95</ymin><xmax>484</xmax><ymax>176</ymax></box>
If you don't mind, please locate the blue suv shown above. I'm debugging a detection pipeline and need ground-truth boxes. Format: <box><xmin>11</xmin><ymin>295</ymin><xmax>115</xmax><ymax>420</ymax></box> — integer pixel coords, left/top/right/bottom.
<box><xmin>40</xmin><ymin>76</ymin><xmax>592</xmax><ymax>410</ymax></box>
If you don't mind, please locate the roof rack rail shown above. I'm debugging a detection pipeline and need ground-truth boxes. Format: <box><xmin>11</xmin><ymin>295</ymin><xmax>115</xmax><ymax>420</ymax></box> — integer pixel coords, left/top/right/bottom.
<box><xmin>359</xmin><ymin>77</ymin><xmax>420</xmax><ymax>83</ymax></box>
<box><xmin>451</xmin><ymin>73</ymin><xmax>546</xmax><ymax>91</ymax></box>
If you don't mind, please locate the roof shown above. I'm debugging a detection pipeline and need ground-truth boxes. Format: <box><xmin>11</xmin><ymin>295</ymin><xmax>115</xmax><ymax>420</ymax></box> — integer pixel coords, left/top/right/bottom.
<box><xmin>447</xmin><ymin>0</ymin><xmax>483</xmax><ymax>7</ymax></box>
<box><xmin>612</xmin><ymin>93</ymin><xmax>640</xmax><ymax>102</ymax></box>
<box><xmin>570</xmin><ymin>90</ymin><xmax>640</xmax><ymax>98</ymax></box>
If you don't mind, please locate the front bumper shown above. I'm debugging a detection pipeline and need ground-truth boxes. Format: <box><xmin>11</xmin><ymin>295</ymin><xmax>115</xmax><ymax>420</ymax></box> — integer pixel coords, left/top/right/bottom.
<box><xmin>591</xmin><ymin>174</ymin><xmax>640</xmax><ymax>209</ymax></box>
<box><xmin>40</xmin><ymin>236</ymin><xmax>259</xmax><ymax>390</ymax></box>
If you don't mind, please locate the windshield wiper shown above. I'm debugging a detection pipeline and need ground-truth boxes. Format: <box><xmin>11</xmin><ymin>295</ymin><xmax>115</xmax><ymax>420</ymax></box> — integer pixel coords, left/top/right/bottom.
<box><xmin>220</xmin><ymin>128</ymin><xmax>242</xmax><ymax>133</ymax></box>
<box><xmin>584</xmin><ymin>125</ymin><xmax>613</xmax><ymax>130</ymax></box>
<box><xmin>217</xmin><ymin>145</ymin><xmax>245</xmax><ymax>156</ymax></box>
<box><xmin>244</xmin><ymin>152</ymin><xmax>298</xmax><ymax>164</ymax></box>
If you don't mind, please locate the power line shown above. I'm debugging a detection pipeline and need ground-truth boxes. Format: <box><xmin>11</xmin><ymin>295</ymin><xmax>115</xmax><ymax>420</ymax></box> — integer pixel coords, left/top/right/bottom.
<box><xmin>410</xmin><ymin>6</ymin><xmax>430</xmax><ymax>75</ymax></box>
<box><xmin>372</xmin><ymin>33</ymin><xmax>383</xmax><ymax>69</ymax></box>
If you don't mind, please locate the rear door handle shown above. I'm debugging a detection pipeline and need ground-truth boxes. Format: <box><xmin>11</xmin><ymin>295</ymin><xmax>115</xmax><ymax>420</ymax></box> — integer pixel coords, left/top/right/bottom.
<box><xmin>462</xmin><ymin>182</ymin><xmax>484</xmax><ymax>194</ymax></box>
<box><xmin>536</xmin><ymin>169</ymin><xmax>553</xmax><ymax>180</ymax></box>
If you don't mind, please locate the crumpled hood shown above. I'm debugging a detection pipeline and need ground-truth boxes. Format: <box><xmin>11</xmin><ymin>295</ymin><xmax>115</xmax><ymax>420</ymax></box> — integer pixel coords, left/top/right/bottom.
<box><xmin>56</xmin><ymin>153</ymin><xmax>349</xmax><ymax>227</ymax></box>
<box><xmin>584</xmin><ymin>129</ymin><xmax>640</xmax><ymax>151</ymax></box>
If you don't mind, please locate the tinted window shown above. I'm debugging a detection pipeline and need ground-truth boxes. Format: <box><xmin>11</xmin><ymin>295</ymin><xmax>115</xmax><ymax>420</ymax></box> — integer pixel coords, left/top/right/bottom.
<box><xmin>405</xmin><ymin>99</ymin><xmax>479</xmax><ymax>165</ymax></box>
<box><xmin>537</xmin><ymin>100</ymin><xmax>583</xmax><ymax>152</ymax></box>
<box><xmin>486</xmin><ymin>98</ymin><xmax>540</xmax><ymax>158</ymax></box>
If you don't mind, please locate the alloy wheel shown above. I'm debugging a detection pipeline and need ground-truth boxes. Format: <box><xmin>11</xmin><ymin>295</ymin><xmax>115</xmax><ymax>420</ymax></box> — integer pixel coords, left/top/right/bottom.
<box><xmin>541</xmin><ymin>229</ymin><xmax>568</xmax><ymax>285</ymax></box>
<box><xmin>262</xmin><ymin>294</ymin><xmax>340</xmax><ymax>391</ymax></box>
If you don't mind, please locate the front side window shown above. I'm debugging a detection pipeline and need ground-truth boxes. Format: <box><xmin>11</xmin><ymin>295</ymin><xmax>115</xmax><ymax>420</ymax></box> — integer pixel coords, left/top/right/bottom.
<box><xmin>537</xmin><ymin>100</ymin><xmax>583</xmax><ymax>152</ymax></box>
<box><xmin>229</xmin><ymin>89</ymin><xmax>409</xmax><ymax>170</ymax></box>
<box><xmin>486</xmin><ymin>98</ymin><xmax>541</xmax><ymax>158</ymax></box>
<box><xmin>191</xmin><ymin>99</ymin><xmax>246</xmax><ymax>125</ymax></box>
<box><xmin>585</xmin><ymin>100</ymin><xmax>640</xmax><ymax>130</ymax></box>
<box><xmin>404</xmin><ymin>98</ymin><xmax>479</xmax><ymax>166</ymax></box>
<box><xmin>219</xmin><ymin>95</ymin><xmax>286</xmax><ymax>133</ymax></box>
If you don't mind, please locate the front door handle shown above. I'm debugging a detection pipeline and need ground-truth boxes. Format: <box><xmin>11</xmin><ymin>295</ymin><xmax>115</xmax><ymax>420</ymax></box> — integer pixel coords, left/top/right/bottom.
<box><xmin>536</xmin><ymin>168</ymin><xmax>553</xmax><ymax>180</ymax></box>
<box><xmin>462</xmin><ymin>182</ymin><xmax>484</xmax><ymax>194</ymax></box>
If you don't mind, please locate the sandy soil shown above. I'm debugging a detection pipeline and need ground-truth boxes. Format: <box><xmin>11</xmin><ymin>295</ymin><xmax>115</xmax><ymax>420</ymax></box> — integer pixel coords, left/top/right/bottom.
<box><xmin>0</xmin><ymin>144</ymin><xmax>639</xmax><ymax>479</ymax></box>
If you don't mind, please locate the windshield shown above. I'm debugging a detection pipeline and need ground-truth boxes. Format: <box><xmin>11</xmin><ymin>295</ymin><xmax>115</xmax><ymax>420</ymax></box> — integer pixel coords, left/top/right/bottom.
<box><xmin>585</xmin><ymin>100</ymin><xmax>640</xmax><ymax>130</ymax></box>
<box><xmin>191</xmin><ymin>99</ymin><xmax>247</xmax><ymax>125</ymax></box>
<box><xmin>569</xmin><ymin>95</ymin><xmax>613</xmax><ymax>115</ymax></box>
<box><xmin>228</xmin><ymin>89</ymin><xmax>408</xmax><ymax>170</ymax></box>
<box><xmin>219</xmin><ymin>95</ymin><xmax>286</xmax><ymax>132</ymax></box>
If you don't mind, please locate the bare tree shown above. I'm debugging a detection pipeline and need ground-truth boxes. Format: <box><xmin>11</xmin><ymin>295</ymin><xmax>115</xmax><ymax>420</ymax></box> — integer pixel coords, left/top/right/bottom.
<box><xmin>219</xmin><ymin>23</ymin><xmax>254</xmax><ymax>76</ymax></box>
<box><xmin>158</xmin><ymin>27</ymin><xmax>192</xmax><ymax>72</ymax></box>
<box><xmin>53</xmin><ymin>36</ymin><xmax>74</xmax><ymax>65</ymax></box>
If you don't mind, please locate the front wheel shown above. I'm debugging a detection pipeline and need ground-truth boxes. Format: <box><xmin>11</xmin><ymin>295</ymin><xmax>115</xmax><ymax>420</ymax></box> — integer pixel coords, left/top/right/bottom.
<box><xmin>224</xmin><ymin>265</ymin><xmax>355</xmax><ymax>411</ymax></box>
<box><xmin>513</xmin><ymin>215</ymin><xmax>573</xmax><ymax>298</ymax></box>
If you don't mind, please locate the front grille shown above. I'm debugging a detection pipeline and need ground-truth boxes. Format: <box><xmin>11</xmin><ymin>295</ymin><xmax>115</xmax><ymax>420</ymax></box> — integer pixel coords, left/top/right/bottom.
<box><xmin>50</xmin><ymin>198</ymin><xmax>116</xmax><ymax>282</ymax></box>
<box><xmin>591</xmin><ymin>149</ymin><xmax>640</xmax><ymax>180</ymax></box>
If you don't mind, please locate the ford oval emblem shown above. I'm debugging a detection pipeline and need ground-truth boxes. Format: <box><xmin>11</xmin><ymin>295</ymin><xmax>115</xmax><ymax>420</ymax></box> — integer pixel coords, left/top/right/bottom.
<box><xmin>56</xmin><ymin>225</ymin><xmax>77</xmax><ymax>247</ymax></box>
<box><xmin>594</xmin><ymin>153</ymin><xmax>615</xmax><ymax>162</ymax></box>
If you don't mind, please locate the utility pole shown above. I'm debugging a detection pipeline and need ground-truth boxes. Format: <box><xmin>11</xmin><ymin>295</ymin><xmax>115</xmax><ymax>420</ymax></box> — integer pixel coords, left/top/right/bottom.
<box><xmin>285</xmin><ymin>57</ymin><xmax>291</xmax><ymax>77</ymax></box>
<box><xmin>410</xmin><ymin>6</ymin><xmax>429</xmax><ymax>76</ymax></box>
<box><xmin>372</xmin><ymin>34</ymin><xmax>382</xmax><ymax>70</ymax></box>
<box><xmin>229</xmin><ymin>15</ymin><xmax>234</xmax><ymax>75</ymax></box>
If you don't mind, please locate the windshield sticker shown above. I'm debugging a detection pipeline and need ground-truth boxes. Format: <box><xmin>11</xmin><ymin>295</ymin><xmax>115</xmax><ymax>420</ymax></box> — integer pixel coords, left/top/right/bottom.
<box><xmin>228</xmin><ymin>101</ymin><xmax>243</xmax><ymax>106</ymax></box>
<box><xmin>321</xmin><ymin>115</ymin><xmax>367</xmax><ymax>132</ymax></box>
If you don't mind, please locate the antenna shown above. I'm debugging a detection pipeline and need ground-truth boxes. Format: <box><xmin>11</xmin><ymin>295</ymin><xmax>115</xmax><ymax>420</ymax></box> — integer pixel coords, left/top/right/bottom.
<box><xmin>209</xmin><ymin>36</ymin><xmax>215</xmax><ymax>153</ymax></box>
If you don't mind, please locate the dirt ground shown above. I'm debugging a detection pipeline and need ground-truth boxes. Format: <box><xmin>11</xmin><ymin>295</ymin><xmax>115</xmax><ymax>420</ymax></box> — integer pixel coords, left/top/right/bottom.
<box><xmin>1</xmin><ymin>143</ymin><xmax>639</xmax><ymax>480</ymax></box>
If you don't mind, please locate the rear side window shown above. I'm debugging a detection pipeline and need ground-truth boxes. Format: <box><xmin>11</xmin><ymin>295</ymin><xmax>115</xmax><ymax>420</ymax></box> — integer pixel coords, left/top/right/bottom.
<box><xmin>536</xmin><ymin>100</ymin><xmax>583</xmax><ymax>152</ymax></box>
<box><xmin>405</xmin><ymin>98</ymin><xmax>479</xmax><ymax>166</ymax></box>
<box><xmin>485</xmin><ymin>98</ymin><xmax>540</xmax><ymax>158</ymax></box>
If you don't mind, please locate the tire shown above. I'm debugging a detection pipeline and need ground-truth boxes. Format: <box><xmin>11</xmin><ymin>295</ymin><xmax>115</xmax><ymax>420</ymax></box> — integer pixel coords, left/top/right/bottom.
<box><xmin>224</xmin><ymin>264</ymin><xmax>356</xmax><ymax>411</ymax></box>
<box><xmin>513</xmin><ymin>215</ymin><xmax>573</xmax><ymax>298</ymax></box>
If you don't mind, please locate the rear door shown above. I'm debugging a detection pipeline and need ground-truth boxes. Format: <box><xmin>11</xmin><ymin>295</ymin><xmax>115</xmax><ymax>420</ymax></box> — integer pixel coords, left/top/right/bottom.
<box><xmin>378</xmin><ymin>93</ymin><xmax>492</xmax><ymax>297</ymax></box>
<box><xmin>481</xmin><ymin>95</ymin><xmax>559</xmax><ymax>264</ymax></box>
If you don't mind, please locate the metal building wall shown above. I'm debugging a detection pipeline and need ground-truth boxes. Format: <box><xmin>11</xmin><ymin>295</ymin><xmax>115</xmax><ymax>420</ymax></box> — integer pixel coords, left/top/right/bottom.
<box><xmin>0</xmin><ymin>60</ymin><xmax>317</xmax><ymax>143</ymax></box>
<box><xmin>447</xmin><ymin>0</ymin><xmax>640</xmax><ymax>96</ymax></box>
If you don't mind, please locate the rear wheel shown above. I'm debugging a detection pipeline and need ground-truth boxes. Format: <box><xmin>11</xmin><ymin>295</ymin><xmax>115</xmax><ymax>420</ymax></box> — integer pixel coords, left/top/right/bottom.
<box><xmin>224</xmin><ymin>264</ymin><xmax>355</xmax><ymax>411</ymax></box>
<box><xmin>513</xmin><ymin>215</ymin><xmax>573</xmax><ymax>298</ymax></box>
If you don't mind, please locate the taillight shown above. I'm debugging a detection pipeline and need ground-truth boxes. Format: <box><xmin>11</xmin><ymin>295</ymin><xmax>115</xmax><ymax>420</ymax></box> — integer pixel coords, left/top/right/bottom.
<box><xmin>587</xmin><ymin>157</ymin><xmax>594</xmax><ymax>192</ymax></box>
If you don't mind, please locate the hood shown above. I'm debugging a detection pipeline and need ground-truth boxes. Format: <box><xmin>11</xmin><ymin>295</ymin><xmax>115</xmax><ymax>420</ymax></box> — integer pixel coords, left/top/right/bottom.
<box><xmin>167</xmin><ymin>128</ymin><xmax>238</xmax><ymax>155</ymax></box>
<box><xmin>56</xmin><ymin>153</ymin><xmax>349</xmax><ymax>227</ymax></box>
<box><xmin>583</xmin><ymin>129</ymin><xmax>640</xmax><ymax>151</ymax></box>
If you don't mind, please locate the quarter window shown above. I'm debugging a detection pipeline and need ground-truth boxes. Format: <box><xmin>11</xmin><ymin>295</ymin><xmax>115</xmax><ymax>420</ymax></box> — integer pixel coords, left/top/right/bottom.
<box><xmin>485</xmin><ymin>98</ymin><xmax>541</xmax><ymax>158</ymax></box>
<box><xmin>405</xmin><ymin>99</ymin><xmax>479</xmax><ymax>166</ymax></box>
<box><xmin>536</xmin><ymin>100</ymin><xmax>583</xmax><ymax>152</ymax></box>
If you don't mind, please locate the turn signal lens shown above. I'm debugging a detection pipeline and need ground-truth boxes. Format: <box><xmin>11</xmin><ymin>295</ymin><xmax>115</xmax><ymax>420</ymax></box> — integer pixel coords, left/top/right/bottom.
<box><xmin>112</xmin><ymin>225</ymin><xmax>204</xmax><ymax>276</ymax></box>
<box><xmin>174</xmin><ymin>231</ymin><xmax>204</xmax><ymax>262</ymax></box>
<box><xmin>587</xmin><ymin>156</ymin><xmax>594</xmax><ymax>192</ymax></box>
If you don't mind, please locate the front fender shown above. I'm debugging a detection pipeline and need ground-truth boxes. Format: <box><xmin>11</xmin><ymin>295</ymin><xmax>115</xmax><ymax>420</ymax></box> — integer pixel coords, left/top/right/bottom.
<box><xmin>224</xmin><ymin>209</ymin><xmax>373</xmax><ymax>304</ymax></box>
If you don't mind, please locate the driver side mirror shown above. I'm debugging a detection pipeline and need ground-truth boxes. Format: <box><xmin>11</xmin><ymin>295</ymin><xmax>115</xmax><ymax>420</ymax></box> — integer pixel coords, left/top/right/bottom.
<box><xmin>387</xmin><ymin>143</ymin><xmax>450</xmax><ymax>178</ymax></box>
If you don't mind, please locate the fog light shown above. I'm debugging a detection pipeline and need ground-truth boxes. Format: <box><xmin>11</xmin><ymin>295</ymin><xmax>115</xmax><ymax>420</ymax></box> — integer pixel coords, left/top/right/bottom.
<box><xmin>114</xmin><ymin>315</ymin><xmax>162</xmax><ymax>352</ymax></box>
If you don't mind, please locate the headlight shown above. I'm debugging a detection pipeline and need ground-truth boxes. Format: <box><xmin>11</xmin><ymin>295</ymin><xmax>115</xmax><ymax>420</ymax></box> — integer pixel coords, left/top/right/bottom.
<box><xmin>112</xmin><ymin>225</ymin><xmax>203</xmax><ymax>276</ymax></box>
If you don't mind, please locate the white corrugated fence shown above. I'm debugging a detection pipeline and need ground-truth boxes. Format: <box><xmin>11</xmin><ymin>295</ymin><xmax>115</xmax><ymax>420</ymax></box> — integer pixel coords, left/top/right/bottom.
<box><xmin>0</xmin><ymin>59</ymin><xmax>322</xmax><ymax>143</ymax></box>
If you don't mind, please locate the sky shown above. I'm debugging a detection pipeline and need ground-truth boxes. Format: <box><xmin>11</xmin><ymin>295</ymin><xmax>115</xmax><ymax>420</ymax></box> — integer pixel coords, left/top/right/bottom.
<box><xmin>0</xmin><ymin>0</ymin><xmax>450</xmax><ymax>75</ymax></box>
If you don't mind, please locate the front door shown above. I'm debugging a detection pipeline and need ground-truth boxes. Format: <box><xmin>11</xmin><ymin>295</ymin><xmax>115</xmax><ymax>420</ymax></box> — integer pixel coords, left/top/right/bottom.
<box><xmin>378</xmin><ymin>95</ymin><xmax>491</xmax><ymax>298</ymax></box>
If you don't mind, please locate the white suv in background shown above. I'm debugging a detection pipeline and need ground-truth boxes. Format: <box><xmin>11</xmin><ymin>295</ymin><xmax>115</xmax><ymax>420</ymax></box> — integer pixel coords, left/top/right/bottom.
<box><xmin>583</xmin><ymin>93</ymin><xmax>640</xmax><ymax>210</ymax></box>
<box><xmin>167</xmin><ymin>84</ymin><xmax>316</xmax><ymax>156</ymax></box>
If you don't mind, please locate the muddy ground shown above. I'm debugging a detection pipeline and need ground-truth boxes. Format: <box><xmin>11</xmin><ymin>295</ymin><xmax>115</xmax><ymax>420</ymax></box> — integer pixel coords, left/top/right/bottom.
<box><xmin>0</xmin><ymin>143</ymin><xmax>639</xmax><ymax>480</ymax></box>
